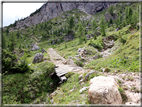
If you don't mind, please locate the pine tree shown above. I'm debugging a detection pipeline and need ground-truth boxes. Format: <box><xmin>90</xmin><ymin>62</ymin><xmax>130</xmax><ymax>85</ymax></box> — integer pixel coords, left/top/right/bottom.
<box><xmin>6</xmin><ymin>27</ymin><xmax>9</xmax><ymax>35</ymax></box>
<box><xmin>2</xmin><ymin>35</ymin><xmax>6</xmax><ymax>49</ymax></box>
<box><xmin>68</xmin><ymin>16</ymin><xmax>75</xmax><ymax>34</ymax></box>
<box><xmin>92</xmin><ymin>19</ymin><xmax>97</xmax><ymax>39</ymax></box>
<box><xmin>109</xmin><ymin>18</ymin><xmax>113</xmax><ymax>24</ymax></box>
<box><xmin>108</xmin><ymin>5</ymin><xmax>114</xmax><ymax>16</ymax></box>
<box><xmin>77</xmin><ymin>22</ymin><xmax>86</xmax><ymax>43</ymax></box>
<box><xmin>100</xmin><ymin>18</ymin><xmax>106</xmax><ymax>36</ymax></box>
<box><xmin>9</xmin><ymin>33</ymin><xmax>16</xmax><ymax>53</ymax></box>
<box><xmin>125</xmin><ymin>7</ymin><xmax>133</xmax><ymax>25</ymax></box>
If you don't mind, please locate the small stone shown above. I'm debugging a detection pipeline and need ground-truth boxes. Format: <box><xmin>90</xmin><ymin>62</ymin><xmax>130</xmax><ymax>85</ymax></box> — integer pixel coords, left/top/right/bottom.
<box><xmin>42</xmin><ymin>48</ymin><xmax>47</xmax><ymax>53</ymax></box>
<box><xmin>33</xmin><ymin>53</ymin><xmax>44</xmax><ymax>63</ymax></box>
<box><xmin>103</xmin><ymin>68</ymin><xmax>110</xmax><ymax>73</ymax></box>
<box><xmin>31</xmin><ymin>44</ymin><xmax>39</xmax><ymax>51</ymax></box>
<box><xmin>60</xmin><ymin>76</ymin><xmax>67</xmax><ymax>82</ymax></box>
<box><xmin>114</xmin><ymin>70</ymin><xmax>117</xmax><ymax>73</ymax></box>
<box><xmin>125</xmin><ymin>102</ymin><xmax>138</xmax><ymax>105</ymax></box>
<box><xmin>68</xmin><ymin>56</ymin><xmax>73</xmax><ymax>59</ymax></box>
<box><xmin>50</xmin><ymin>83</ymin><xmax>53</xmax><ymax>87</ymax></box>
<box><xmin>85</xmin><ymin>70</ymin><xmax>96</xmax><ymax>80</ymax></box>
<box><xmin>79</xmin><ymin>87</ymin><xmax>88</xmax><ymax>93</ymax></box>
<box><xmin>79</xmin><ymin>79</ymin><xmax>84</xmax><ymax>84</ymax></box>
<box><xmin>50</xmin><ymin>99</ymin><xmax>54</xmax><ymax>104</ymax></box>
<box><xmin>78</xmin><ymin>74</ymin><xmax>83</xmax><ymax>80</ymax></box>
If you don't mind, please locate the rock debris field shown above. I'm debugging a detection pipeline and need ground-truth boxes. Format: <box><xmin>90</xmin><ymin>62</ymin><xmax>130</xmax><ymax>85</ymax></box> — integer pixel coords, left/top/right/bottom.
<box><xmin>47</xmin><ymin>48</ymin><xmax>141</xmax><ymax>105</ymax></box>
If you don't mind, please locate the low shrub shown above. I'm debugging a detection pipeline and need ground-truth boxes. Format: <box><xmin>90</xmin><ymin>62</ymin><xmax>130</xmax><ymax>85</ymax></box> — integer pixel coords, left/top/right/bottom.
<box><xmin>88</xmin><ymin>39</ymin><xmax>104</xmax><ymax>51</ymax></box>
<box><xmin>65</xmin><ymin>72</ymin><xmax>75</xmax><ymax>78</ymax></box>
<box><xmin>74</xmin><ymin>59</ymin><xmax>84</xmax><ymax>67</ymax></box>
<box><xmin>118</xmin><ymin>87</ymin><xmax>128</xmax><ymax>103</ymax></box>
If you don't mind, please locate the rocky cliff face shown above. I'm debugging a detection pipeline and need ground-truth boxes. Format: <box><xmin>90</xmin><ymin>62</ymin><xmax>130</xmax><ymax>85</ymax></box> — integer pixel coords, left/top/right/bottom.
<box><xmin>15</xmin><ymin>2</ymin><xmax>114</xmax><ymax>29</ymax></box>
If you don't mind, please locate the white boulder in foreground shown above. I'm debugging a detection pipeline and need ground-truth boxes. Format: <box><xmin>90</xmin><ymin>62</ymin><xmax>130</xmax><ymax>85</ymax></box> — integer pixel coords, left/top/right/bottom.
<box><xmin>88</xmin><ymin>76</ymin><xmax>122</xmax><ymax>104</ymax></box>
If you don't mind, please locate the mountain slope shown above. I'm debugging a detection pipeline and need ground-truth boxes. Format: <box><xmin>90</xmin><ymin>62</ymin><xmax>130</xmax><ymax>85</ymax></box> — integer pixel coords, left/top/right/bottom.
<box><xmin>8</xmin><ymin>2</ymin><xmax>114</xmax><ymax>29</ymax></box>
<box><xmin>2</xmin><ymin>2</ymin><xmax>140</xmax><ymax>105</ymax></box>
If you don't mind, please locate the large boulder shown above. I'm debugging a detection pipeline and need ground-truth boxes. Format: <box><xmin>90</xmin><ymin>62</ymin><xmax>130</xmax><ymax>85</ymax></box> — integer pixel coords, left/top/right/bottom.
<box><xmin>31</xmin><ymin>44</ymin><xmax>39</xmax><ymax>51</ymax></box>
<box><xmin>33</xmin><ymin>53</ymin><xmax>44</xmax><ymax>63</ymax></box>
<box><xmin>88</xmin><ymin>76</ymin><xmax>122</xmax><ymax>104</ymax></box>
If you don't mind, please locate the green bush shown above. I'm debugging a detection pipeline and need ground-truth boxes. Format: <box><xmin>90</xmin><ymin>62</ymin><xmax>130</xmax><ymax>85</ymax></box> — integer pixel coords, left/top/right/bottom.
<box><xmin>2</xmin><ymin>49</ymin><xmax>31</xmax><ymax>74</ymax></box>
<box><xmin>118</xmin><ymin>87</ymin><xmax>127</xmax><ymax>103</ymax></box>
<box><xmin>65</xmin><ymin>72</ymin><xmax>75</xmax><ymax>78</ymax></box>
<box><xmin>74</xmin><ymin>59</ymin><xmax>84</xmax><ymax>67</ymax></box>
<box><xmin>88</xmin><ymin>39</ymin><xmax>104</xmax><ymax>51</ymax></box>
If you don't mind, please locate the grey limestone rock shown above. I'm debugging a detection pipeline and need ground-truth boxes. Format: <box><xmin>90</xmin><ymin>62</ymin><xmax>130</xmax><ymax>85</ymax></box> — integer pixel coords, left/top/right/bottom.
<box><xmin>31</xmin><ymin>44</ymin><xmax>39</xmax><ymax>51</ymax></box>
<box><xmin>13</xmin><ymin>3</ymin><xmax>114</xmax><ymax>29</ymax></box>
<box><xmin>33</xmin><ymin>53</ymin><xmax>44</xmax><ymax>63</ymax></box>
<box><xmin>42</xmin><ymin>48</ymin><xmax>47</xmax><ymax>53</ymax></box>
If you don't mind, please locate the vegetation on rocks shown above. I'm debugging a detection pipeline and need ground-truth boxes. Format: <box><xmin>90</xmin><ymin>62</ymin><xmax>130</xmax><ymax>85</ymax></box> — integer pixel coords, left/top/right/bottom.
<box><xmin>2</xmin><ymin>2</ymin><xmax>140</xmax><ymax>105</ymax></box>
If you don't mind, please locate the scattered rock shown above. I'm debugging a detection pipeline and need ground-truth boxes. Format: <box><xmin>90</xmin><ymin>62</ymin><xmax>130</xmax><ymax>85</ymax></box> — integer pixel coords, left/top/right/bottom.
<box><xmin>42</xmin><ymin>48</ymin><xmax>47</xmax><ymax>53</ymax></box>
<box><xmin>79</xmin><ymin>79</ymin><xmax>84</xmax><ymax>84</ymax></box>
<box><xmin>30</xmin><ymin>43</ymin><xmax>35</xmax><ymax>47</ymax></box>
<box><xmin>85</xmin><ymin>70</ymin><xmax>96</xmax><ymax>80</ymax></box>
<box><xmin>31</xmin><ymin>44</ymin><xmax>39</xmax><ymax>51</ymax></box>
<box><xmin>68</xmin><ymin>56</ymin><xmax>73</xmax><ymax>59</ymax></box>
<box><xmin>105</xmin><ymin>12</ymin><xmax>118</xmax><ymax>21</ymax></box>
<box><xmin>88</xmin><ymin>76</ymin><xmax>122</xmax><ymax>104</ymax></box>
<box><xmin>125</xmin><ymin>91</ymin><xmax>140</xmax><ymax>103</ymax></box>
<box><xmin>115</xmin><ymin>28</ymin><xmax>120</xmax><ymax>31</ymax></box>
<box><xmin>125</xmin><ymin>102</ymin><xmax>138</xmax><ymax>105</ymax></box>
<box><xmin>86</xmin><ymin>34</ymin><xmax>93</xmax><ymax>40</ymax></box>
<box><xmin>59</xmin><ymin>76</ymin><xmax>67</xmax><ymax>83</ymax></box>
<box><xmin>62</xmin><ymin>15</ymin><xmax>65</xmax><ymax>18</ymax></box>
<box><xmin>102</xmin><ymin>68</ymin><xmax>110</xmax><ymax>73</ymax></box>
<box><xmin>50</xmin><ymin>99</ymin><xmax>54</xmax><ymax>104</ymax></box>
<box><xmin>33</xmin><ymin>53</ymin><xmax>44</xmax><ymax>63</ymax></box>
<box><xmin>79</xmin><ymin>87</ymin><xmax>88</xmax><ymax>93</ymax></box>
<box><xmin>78</xmin><ymin>74</ymin><xmax>83</xmax><ymax>80</ymax></box>
<box><xmin>92</xmin><ymin>54</ymin><xmax>100</xmax><ymax>59</ymax></box>
<box><xmin>63</xmin><ymin>59</ymin><xmax>76</xmax><ymax>66</ymax></box>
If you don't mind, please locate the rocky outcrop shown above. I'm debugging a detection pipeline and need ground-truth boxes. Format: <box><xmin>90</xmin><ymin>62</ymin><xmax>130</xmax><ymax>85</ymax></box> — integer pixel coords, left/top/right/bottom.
<box><xmin>88</xmin><ymin>76</ymin><xmax>122</xmax><ymax>104</ymax></box>
<box><xmin>105</xmin><ymin>12</ymin><xmax>118</xmax><ymax>21</ymax></box>
<box><xmin>64</xmin><ymin>33</ymin><xmax>75</xmax><ymax>41</ymax></box>
<box><xmin>84</xmin><ymin>3</ymin><xmax>112</xmax><ymax>14</ymax></box>
<box><xmin>12</xmin><ymin>3</ymin><xmax>114</xmax><ymax>29</ymax></box>
<box><xmin>33</xmin><ymin>53</ymin><xmax>44</xmax><ymax>63</ymax></box>
<box><xmin>102</xmin><ymin>36</ymin><xmax>115</xmax><ymax>50</ymax></box>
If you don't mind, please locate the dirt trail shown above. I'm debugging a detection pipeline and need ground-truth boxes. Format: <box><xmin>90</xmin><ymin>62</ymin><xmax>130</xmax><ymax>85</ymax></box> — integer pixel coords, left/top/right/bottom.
<box><xmin>48</xmin><ymin>48</ymin><xmax>85</xmax><ymax>77</ymax></box>
<box><xmin>31</xmin><ymin>36</ymin><xmax>38</xmax><ymax>45</ymax></box>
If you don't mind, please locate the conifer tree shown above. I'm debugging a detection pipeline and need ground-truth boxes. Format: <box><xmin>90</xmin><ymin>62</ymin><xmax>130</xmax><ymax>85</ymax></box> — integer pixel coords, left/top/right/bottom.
<box><xmin>100</xmin><ymin>18</ymin><xmax>106</xmax><ymax>36</ymax></box>
<box><xmin>108</xmin><ymin>5</ymin><xmax>114</xmax><ymax>16</ymax></box>
<box><xmin>77</xmin><ymin>22</ymin><xmax>86</xmax><ymax>43</ymax></box>
<box><xmin>68</xmin><ymin>16</ymin><xmax>75</xmax><ymax>34</ymax></box>
<box><xmin>9</xmin><ymin>33</ymin><xmax>16</xmax><ymax>53</ymax></box>
<box><xmin>2</xmin><ymin>35</ymin><xmax>6</xmax><ymax>49</ymax></box>
<box><xmin>92</xmin><ymin>19</ymin><xmax>97</xmax><ymax>40</ymax></box>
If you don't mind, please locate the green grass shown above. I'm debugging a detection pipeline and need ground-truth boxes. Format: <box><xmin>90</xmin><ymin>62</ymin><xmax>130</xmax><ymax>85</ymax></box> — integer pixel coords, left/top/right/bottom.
<box><xmin>51</xmin><ymin>72</ymin><xmax>103</xmax><ymax>104</ymax></box>
<box><xmin>85</xmin><ymin>30</ymin><xmax>139</xmax><ymax>72</ymax></box>
<box><xmin>3</xmin><ymin>60</ymin><xmax>58</xmax><ymax>104</ymax></box>
<box><xmin>2</xmin><ymin>2</ymin><xmax>140</xmax><ymax>104</ymax></box>
<box><xmin>54</xmin><ymin>38</ymin><xmax>90</xmax><ymax>59</ymax></box>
